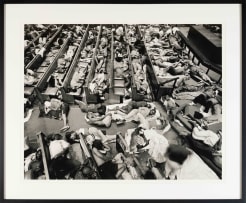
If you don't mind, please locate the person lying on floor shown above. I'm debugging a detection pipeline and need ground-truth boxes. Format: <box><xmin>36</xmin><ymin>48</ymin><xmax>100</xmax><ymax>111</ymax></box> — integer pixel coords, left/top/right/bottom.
<box><xmin>168</xmin><ymin>35</ymin><xmax>185</xmax><ymax>56</ymax></box>
<box><xmin>65</xmin><ymin>127</ymin><xmax>116</xmax><ymax>145</ymax></box>
<box><xmin>179</xmin><ymin>121</ymin><xmax>222</xmax><ymax>170</ymax></box>
<box><xmin>95</xmin><ymin>55</ymin><xmax>107</xmax><ymax>73</ymax></box>
<box><xmin>98</xmin><ymin>36</ymin><xmax>108</xmax><ymax>58</ymax></box>
<box><xmin>190</xmin><ymin>87</ymin><xmax>217</xmax><ymax>112</ymax></box>
<box><xmin>24</xmin><ymin>148</ymin><xmax>45</xmax><ymax>179</ymax></box>
<box><xmin>85</xmin><ymin>112</ymin><xmax>113</xmax><ymax>128</ymax></box>
<box><xmin>112</xmin><ymin>152</ymin><xmax>139</xmax><ymax>179</ymax></box>
<box><xmin>108</xmin><ymin>100</ymin><xmax>151</xmax><ymax>114</ymax></box>
<box><xmin>202</xmin><ymin>98</ymin><xmax>222</xmax><ymax>123</ymax></box>
<box><xmin>134</xmin><ymin>74</ymin><xmax>151</xmax><ymax>96</ymax></box>
<box><xmin>91</xmin><ymin>139</ymin><xmax>116</xmax><ymax>179</ymax></box>
<box><xmin>43</xmin><ymin>97</ymin><xmax>70</xmax><ymax>132</ymax></box>
<box><xmin>167</xmin><ymin>86</ymin><xmax>215</xmax><ymax>115</ymax></box>
<box><xmin>75</xmin><ymin>99</ymin><xmax>107</xmax><ymax>114</ymax></box>
<box><xmin>160</xmin><ymin>95</ymin><xmax>184</xmax><ymax>127</ymax></box>
<box><xmin>92</xmin><ymin>137</ymin><xmax>139</xmax><ymax>179</ymax></box>
<box><xmin>129</xmin><ymin>124</ymin><xmax>169</xmax><ymax>165</ymax></box>
<box><xmin>111</xmin><ymin>106</ymin><xmax>158</xmax><ymax>123</ymax></box>
<box><xmin>48</xmin><ymin>134</ymin><xmax>81</xmax><ymax>179</ymax></box>
<box><xmin>163</xmin><ymin>144</ymin><xmax>219</xmax><ymax>179</ymax></box>
<box><xmin>69</xmin><ymin>65</ymin><xmax>88</xmax><ymax>90</ymax></box>
<box><xmin>115</xmin><ymin>26</ymin><xmax>124</xmax><ymax>42</ymax></box>
<box><xmin>89</xmin><ymin>70</ymin><xmax>108</xmax><ymax>100</ymax></box>
<box><xmin>146</xmin><ymin>30</ymin><xmax>170</xmax><ymax>48</ymax></box>
<box><xmin>188</xmin><ymin>61</ymin><xmax>215</xmax><ymax>85</ymax></box>
<box><xmin>24</xmin><ymin>68</ymin><xmax>38</xmax><ymax>86</ymax></box>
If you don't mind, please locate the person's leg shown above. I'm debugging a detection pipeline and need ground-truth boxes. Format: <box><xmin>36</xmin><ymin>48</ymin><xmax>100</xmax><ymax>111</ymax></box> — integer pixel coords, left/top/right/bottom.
<box><xmin>137</xmin><ymin>112</ymin><xmax>150</xmax><ymax>129</ymax></box>
<box><xmin>124</xmin><ymin>109</ymin><xmax>138</xmax><ymax>120</ymax></box>
<box><xmin>75</xmin><ymin>100</ymin><xmax>88</xmax><ymax>112</ymax></box>
<box><xmin>200</xmin><ymin>72</ymin><xmax>214</xmax><ymax>84</ymax></box>
<box><xmin>89</xmin><ymin>127</ymin><xmax>108</xmax><ymax>142</ymax></box>
<box><xmin>162</xmin><ymin>122</ymin><xmax>171</xmax><ymax>135</ymax></box>
<box><xmin>102</xmin><ymin>114</ymin><xmax>113</xmax><ymax>128</ymax></box>
<box><xmin>204</xmin><ymin>101</ymin><xmax>213</xmax><ymax>113</ymax></box>
<box><xmin>62</xmin><ymin>158</ymin><xmax>81</xmax><ymax>178</ymax></box>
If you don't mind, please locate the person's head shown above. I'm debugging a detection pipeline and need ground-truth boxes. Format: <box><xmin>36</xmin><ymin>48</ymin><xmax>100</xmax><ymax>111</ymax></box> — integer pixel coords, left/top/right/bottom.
<box><xmin>165</xmin><ymin>95</ymin><xmax>171</xmax><ymax>101</ymax></box>
<box><xmin>57</xmin><ymin>38</ymin><xmax>63</xmax><ymax>45</ymax></box>
<box><xmin>57</xmin><ymin>91</ymin><xmax>63</xmax><ymax>100</ymax></box>
<box><xmin>149</xmin><ymin>108</ymin><xmax>157</xmax><ymax>116</ymax></box>
<box><xmin>204</xmin><ymin>88</ymin><xmax>214</xmax><ymax>98</ymax></box>
<box><xmin>132</xmin><ymin>126</ymin><xmax>145</xmax><ymax>137</ymax></box>
<box><xmin>44</xmin><ymin>101</ymin><xmax>51</xmax><ymax>109</ymax></box>
<box><xmin>86</xmin><ymin>134</ymin><xmax>95</xmax><ymax>146</ymax></box>
<box><xmin>92</xmin><ymin>139</ymin><xmax>104</xmax><ymax>150</ymax></box>
<box><xmin>165</xmin><ymin>144</ymin><xmax>191</xmax><ymax>170</ymax></box>
<box><xmin>35</xmin><ymin>148</ymin><xmax>42</xmax><ymax>160</ymax></box>
<box><xmin>146</xmin><ymin>103</ymin><xmax>152</xmax><ymax>108</ymax></box>
<box><xmin>138</xmin><ymin>124</ymin><xmax>147</xmax><ymax>135</ymax></box>
<box><xmin>112</xmin><ymin>153</ymin><xmax>124</xmax><ymax>164</ymax></box>
<box><xmin>97</xmin><ymin>105</ymin><xmax>106</xmax><ymax>115</ymax></box>
<box><xmin>81</xmin><ymin>50</ymin><xmax>87</xmax><ymax>58</ymax></box>
<box><xmin>65</xmin><ymin>131</ymin><xmax>76</xmax><ymax>142</ymax></box>
<box><xmin>53</xmin><ymin>134</ymin><xmax>63</xmax><ymax>141</ymax></box>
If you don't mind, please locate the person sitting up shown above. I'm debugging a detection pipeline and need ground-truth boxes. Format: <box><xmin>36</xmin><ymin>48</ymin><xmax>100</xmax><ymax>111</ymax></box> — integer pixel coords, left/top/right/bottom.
<box><xmin>163</xmin><ymin>144</ymin><xmax>219</xmax><ymax>179</ymax></box>
<box><xmin>91</xmin><ymin>139</ymin><xmax>117</xmax><ymax>179</ymax></box>
<box><xmin>44</xmin><ymin>97</ymin><xmax>70</xmax><ymax>132</ymax></box>
<box><xmin>129</xmin><ymin>124</ymin><xmax>169</xmax><ymax>164</ymax></box>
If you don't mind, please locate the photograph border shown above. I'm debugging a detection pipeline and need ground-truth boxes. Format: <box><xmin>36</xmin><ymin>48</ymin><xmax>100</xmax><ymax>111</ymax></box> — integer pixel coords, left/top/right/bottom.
<box><xmin>1</xmin><ymin>0</ymin><xmax>245</xmax><ymax>202</ymax></box>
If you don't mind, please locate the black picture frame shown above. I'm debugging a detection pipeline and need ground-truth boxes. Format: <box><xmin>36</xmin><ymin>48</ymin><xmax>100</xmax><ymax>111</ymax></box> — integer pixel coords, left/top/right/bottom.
<box><xmin>1</xmin><ymin>0</ymin><xmax>245</xmax><ymax>202</ymax></box>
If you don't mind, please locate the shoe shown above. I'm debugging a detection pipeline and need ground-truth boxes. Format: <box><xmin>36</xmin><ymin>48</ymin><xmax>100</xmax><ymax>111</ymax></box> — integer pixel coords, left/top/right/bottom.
<box><xmin>60</xmin><ymin>125</ymin><xmax>70</xmax><ymax>132</ymax></box>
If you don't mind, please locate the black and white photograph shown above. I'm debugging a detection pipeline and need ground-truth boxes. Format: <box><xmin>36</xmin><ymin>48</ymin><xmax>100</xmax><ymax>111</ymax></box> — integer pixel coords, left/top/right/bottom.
<box><xmin>24</xmin><ymin>23</ymin><xmax>222</xmax><ymax>180</ymax></box>
<box><xmin>4</xmin><ymin>3</ymin><xmax>242</xmax><ymax>200</ymax></box>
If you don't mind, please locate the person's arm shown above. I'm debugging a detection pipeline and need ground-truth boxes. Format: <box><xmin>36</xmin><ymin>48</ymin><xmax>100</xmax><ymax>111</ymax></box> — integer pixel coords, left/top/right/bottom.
<box><xmin>102</xmin><ymin>143</ymin><xmax>111</xmax><ymax>152</ymax></box>
<box><xmin>88</xmin><ymin>113</ymin><xmax>105</xmax><ymax>122</ymax></box>
<box><xmin>92</xmin><ymin>148</ymin><xmax>108</xmax><ymax>160</ymax></box>
<box><xmin>162</xmin><ymin>122</ymin><xmax>171</xmax><ymax>134</ymax></box>
<box><xmin>44</xmin><ymin>106</ymin><xmax>50</xmax><ymax>114</ymax></box>
<box><xmin>115</xmin><ymin>164</ymin><xmax>127</xmax><ymax>179</ymax></box>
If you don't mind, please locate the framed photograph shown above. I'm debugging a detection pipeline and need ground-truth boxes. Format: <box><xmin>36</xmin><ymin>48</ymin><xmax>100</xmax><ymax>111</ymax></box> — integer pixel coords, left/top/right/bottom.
<box><xmin>2</xmin><ymin>1</ymin><xmax>244</xmax><ymax>201</ymax></box>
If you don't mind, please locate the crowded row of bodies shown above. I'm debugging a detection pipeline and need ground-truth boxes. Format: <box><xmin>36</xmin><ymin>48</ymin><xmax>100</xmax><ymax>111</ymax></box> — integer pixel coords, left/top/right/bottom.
<box><xmin>24</xmin><ymin>24</ymin><xmax>222</xmax><ymax>180</ymax></box>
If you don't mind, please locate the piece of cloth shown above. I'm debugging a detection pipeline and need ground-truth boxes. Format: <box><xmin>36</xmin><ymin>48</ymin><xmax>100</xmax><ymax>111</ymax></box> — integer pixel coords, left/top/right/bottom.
<box><xmin>143</xmin><ymin>129</ymin><xmax>169</xmax><ymax>163</ymax></box>
<box><xmin>49</xmin><ymin>140</ymin><xmax>70</xmax><ymax>159</ymax></box>
<box><xmin>192</xmin><ymin>127</ymin><xmax>220</xmax><ymax>147</ymax></box>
